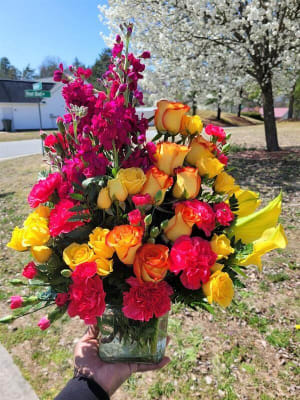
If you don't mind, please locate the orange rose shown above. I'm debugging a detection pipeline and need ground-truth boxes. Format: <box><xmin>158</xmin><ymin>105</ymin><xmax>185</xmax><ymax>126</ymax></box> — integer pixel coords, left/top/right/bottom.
<box><xmin>140</xmin><ymin>166</ymin><xmax>173</xmax><ymax>205</ymax></box>
<box><xmin>173</xmin><ymin>167</ymin><xmax>201</xmax><ymax>199</ymax></box>
<box><xmin>134</xmin><ymin>243</ymin><xmax>170</xmax><ymax>283</ymax></box>
<box><xmin>164</xmin><ymin>202</ymin><xmax>201</xmax><ymax>242</ymax></box>
<box><xmin>153</xmin><ymin>142</ymin><xmax>190</xmax><ymax>175</ymax></box>
<box><xmin>155</xmin><ymin>100</ymin><xmax>190</xmax><ymax>134</ymax></box>
<box><xmin>186</xmin><ymin>135</ymin><xmax>215</xmax><ymax>166</ymax></box>
<box><xmin>106</xmin><ymin>225</ymin><xmax>144</xmax><ymax>265</ymax></box>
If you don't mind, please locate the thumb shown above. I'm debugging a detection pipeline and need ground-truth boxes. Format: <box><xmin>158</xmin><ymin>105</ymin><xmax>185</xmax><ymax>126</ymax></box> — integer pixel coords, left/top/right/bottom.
<box><xmin>81</xmin><ymin>324</ymin><xmax>100</xmax><ymax>342</ymax></box>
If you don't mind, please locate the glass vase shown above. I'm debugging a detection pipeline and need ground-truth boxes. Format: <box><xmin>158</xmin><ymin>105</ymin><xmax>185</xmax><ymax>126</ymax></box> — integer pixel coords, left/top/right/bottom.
<box><xmin>97</xmin><ymin>305</ymin><xmax>168</xmax><ymax>363</ymax></box>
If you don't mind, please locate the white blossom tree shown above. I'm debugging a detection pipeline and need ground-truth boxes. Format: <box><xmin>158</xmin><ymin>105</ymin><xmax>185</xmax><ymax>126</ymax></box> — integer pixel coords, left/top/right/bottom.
<box><xmin>100</xmin><ymin>0</ymin><xmax>300</xmax><ymax>151</ymax></box>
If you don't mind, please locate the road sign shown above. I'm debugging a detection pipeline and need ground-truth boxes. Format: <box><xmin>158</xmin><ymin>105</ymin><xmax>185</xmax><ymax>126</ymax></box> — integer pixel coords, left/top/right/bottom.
<box><xmin>25</xmin><ymin>90</ymin><xmax>51</xmax><ymax>98</ymax></box>
<box><xmin>32</xmin><ymin>82</ymin><xmax>42</xmax><ymax>90</ymax></box>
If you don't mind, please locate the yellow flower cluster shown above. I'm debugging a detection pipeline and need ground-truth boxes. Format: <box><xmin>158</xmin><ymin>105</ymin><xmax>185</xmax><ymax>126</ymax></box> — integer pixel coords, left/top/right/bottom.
<box><xmin>63</xmin><ymin>227</ymin><xmax>114</xmax><ymax>276</ymax></box>
<box><xmin>97</xmin><ymin>167</ymin><xmax>146</xmax><ymax>208</ymax></box>
<box><xmin>7</xmin><ymin>205</ymin><xmax>52</xmax><ymax>263</ymax></box>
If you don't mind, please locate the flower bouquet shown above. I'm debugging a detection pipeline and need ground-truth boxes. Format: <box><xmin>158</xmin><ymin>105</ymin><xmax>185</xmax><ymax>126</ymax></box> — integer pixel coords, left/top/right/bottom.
<box><xmin>2</xmin><ymin>26</ymin><xmax>287</xmax><ymax>363</ymax></box>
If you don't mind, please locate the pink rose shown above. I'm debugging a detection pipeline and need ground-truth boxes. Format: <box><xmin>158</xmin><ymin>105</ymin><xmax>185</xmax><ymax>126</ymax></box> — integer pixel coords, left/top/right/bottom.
<box><xmin>22</xmin><ymin>262</ymin><xmax>37</xmax><ymax>279</ymax></box>
<box><xmin>10</xmin><ymin>296</ymin><xmax>23</xmax><ymax>309</ymax></box>
<box><xmin>38</xmin><ymin>316</ymin><xmax>51</xmax><ymax>331</ymax></box>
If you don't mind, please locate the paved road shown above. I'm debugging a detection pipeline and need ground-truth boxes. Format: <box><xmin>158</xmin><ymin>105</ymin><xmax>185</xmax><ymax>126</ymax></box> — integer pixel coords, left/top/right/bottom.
<box><xmin>0</xmin><ymin>344</ymin><xmax>39</xmax><ymax>399</ymax></box>
<box><xmin>0</xmin><ymin>139</ymin><xmax>42</xmax><ymax>161</ymax></box>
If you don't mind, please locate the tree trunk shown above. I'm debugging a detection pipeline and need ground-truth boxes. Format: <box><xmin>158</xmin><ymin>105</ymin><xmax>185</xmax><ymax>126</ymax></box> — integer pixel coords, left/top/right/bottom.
<box><xmin>192</xmin><ymin>95</ymin><xmax>197</xmax><ymax>116</ymax></box>
<box><xmin>261</xmin><ymin>80</ymin><xmax>280</xmax><ymax>151</ymax></box>
<box><xmin>288</xmin><ymin>83</ymin><xmax>296</xmax><ymax>119</ymax></box>
<box><xmin>217</xmin><ymin>105</ymin><xmax>221</xmax><ymax>120</ymax></box>
<box><xmin>237</xmin><ymin>103</ymin><xmax>242</xmax><ymax>117</ymax></box>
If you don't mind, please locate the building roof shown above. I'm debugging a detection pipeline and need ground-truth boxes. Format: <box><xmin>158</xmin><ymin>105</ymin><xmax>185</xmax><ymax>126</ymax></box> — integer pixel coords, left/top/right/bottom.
<box><xmin>0</xmin><ymin>79</ymin><xmax>55</xmax><ymax>103</ymax></box>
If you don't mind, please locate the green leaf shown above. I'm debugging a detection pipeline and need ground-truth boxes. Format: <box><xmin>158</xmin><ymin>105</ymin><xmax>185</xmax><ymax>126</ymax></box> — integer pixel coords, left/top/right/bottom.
<box><xmin>231</xmin><ymin>265</ymin><xmax>247</xmax><ymax>278</ymax></box>
<box><xmin>68</xmin><ymin>213</ymin><xmax>90</xmax><ymax>222</ymax></box>
<box><xmin>69</xmin><ymin>205</ymin><xmax>88</xmax><ymax>212</ymax></box>
<box><xmin>154</xmin><ymin>190</ymin><xmax>163</xmax><ymax>202</ymax></box>
<box><xmin>70</xmin><ymin>193</ymin><xmax>85</xmax><ymax>201</ymax></box>
<box><xmin>8</xmin><ymin>279</ymin><xmax>27</xmax><ymax>286</ymax></box>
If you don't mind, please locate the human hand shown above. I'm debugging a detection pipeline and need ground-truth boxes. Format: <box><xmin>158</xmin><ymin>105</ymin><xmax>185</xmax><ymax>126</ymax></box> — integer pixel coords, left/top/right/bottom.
<box><xmin>74</xmin><ymin>325</ymin><xmax>170</xmax><ymax>396</ymax></box>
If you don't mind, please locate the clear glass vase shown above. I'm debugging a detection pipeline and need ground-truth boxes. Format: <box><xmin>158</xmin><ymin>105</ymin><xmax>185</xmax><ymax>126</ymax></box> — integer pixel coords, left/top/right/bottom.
<box><xmin>97</xmin><ymin>305</ymin><xmax>168</xmax><ymax>363</ymax></box>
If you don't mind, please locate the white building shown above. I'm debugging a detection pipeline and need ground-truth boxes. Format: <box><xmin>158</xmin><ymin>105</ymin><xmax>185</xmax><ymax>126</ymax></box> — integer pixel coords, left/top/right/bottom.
<box><xmin>0</xmin><ymin>79</ymin><xmax>65</xmax><ymax>131</ymax></box>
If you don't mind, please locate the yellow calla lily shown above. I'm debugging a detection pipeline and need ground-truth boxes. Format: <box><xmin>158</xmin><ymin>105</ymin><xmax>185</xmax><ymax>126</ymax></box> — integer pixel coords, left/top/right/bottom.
<box><xmin>233</xmin><ymin>188</ymin><xmax>261</xmax><ymax>217</ymax></box>
<box><xmin>230</xmin><ymin>192</ymin><xmax>282</xmax><ymax>244</ymax></box>
<box><xmin>238</xmin><ymin>224</ymin><xmax>287</xmax><ymax>270</ymax></box>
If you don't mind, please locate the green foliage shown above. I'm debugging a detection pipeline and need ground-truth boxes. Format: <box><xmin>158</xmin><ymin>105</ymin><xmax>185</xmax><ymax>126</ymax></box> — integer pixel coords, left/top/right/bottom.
<box><xmin>265</xmin><ymin>272</ymin><xmax>290</xmax><ymax>283</ymax></box>
<box><xmin>89</xmin><ymin>48</ymin><xmax>112</xmax><ymax>89</ymax></box>
<box><xmin>241</xmin><ymin>111</ymin><xmax>264</xmax><ymax>121</ymax></box>
<box><xmin>266</xmin><ymin>329</ymin><xmax>292</xmax><ymax>348</ymax></box>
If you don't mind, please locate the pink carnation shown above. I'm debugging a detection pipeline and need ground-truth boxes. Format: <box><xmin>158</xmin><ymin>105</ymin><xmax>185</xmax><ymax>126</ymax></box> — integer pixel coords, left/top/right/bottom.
<box><xmin>123</xmin><ymin>277</ymin><xmax>173</xmax><ymax>322</ymax></box>
<box><xmin>68</xmin><ymin>262</ymin><xmax>106</xmax><ymax>325</ymax></box>
<box><xmin>205</xmin><ymin>124</ymin><xmax>226</xmax><ymax>143</ymax></box>
<box><xmin>170</xmin><ymin>236</ymin><xmax>217</xmax><ymax>290</ymax></box>
<box><xmin>132</xmin><ymin>193</ymin><xmax>152</xmax><ymax>206</ymax></box>
<box><xmin>38</xmin><ymin>316</ymin><xmax>51</xmax><ymax>330</ymax></box>
<box><xmin>10</xmin><ymin>295</ymin><xmax>23</xmax><ymax>309</ymax></box>
<box><xmin>55</xmin><ymin>293</ymin><xmax>69</xmax><ymax>307</ymax></box>
<box><xmin>22</xmin><ymin>262</ymin><xmax>37</xmax><ymax>279</ymax></box>
<box><xmin>28</xmin><ymin>172</ymin><xmax>62</xmax><ymax>208</ymax></box>
<box><xmin>49</xmin><ymin>199</ymin><xmax>88</xmax><ymax>237</ymax></box>
<box><xmin>128</xmin><ymin>209</ymin><xmax>142</xmax><ymax>226</ymax></box>
<box><xmin>213</xmin><ymin>202</ymin><xmax>234</xmax><ymax>226</ymax></box>
<box><xmin>184</xmin><ymin>200</ymin><xmax>216</xmax><ymax>237</ymax></box>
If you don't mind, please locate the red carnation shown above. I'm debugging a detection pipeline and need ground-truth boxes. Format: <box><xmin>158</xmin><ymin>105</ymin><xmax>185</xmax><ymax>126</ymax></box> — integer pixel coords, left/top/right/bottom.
<box><xmin>22</xmin><ymin>262</ymin><xmax>37</xmax><ymax>279</ymax></box>
<box><xmin>213</xmin><ymin>202</ymin><xmax>234</xmax><ymax>226</ymax></box>
<box><xmin>28</xmin><ymin>172</ymin><xmax>62</xmax><ymax>208</ymax></box>
<box><xmin>170</xmin><ymin>236</ymin><xmax>217</xmax><ymax>290</ymax></box>
<box><xmin>10</xmin><ymin>295</ymin><xmax>23</xmax><ymax>309</ymax></box>
<box><xmin>128</xmin><ymin>209</ymin><xmax>142</xmax><ymax>226</ymax></box>
<box><xmin>38</xmin><ymin>316</ymin><xmax>51</xmax><ymax>330</ymax></box>
<box><xmin>184</xmin><ymin>200</ymin><xmax>216</xmax><ymax>237</ymax></box>
<box><xmin>205</xmin><ymin>124</ymin><xmax>226</xmax><ymax>143</ymax></box>
<box><xmin>68</xmin><ymin>262</ymin><xmax>106</xmax><ymax>325</ymax></box>
<box><xmin>55</xmin><ymin>293</ymin><xmax>69</xmax><ymax>307</ymax></box>
<box><xmin>132</xmin><ymin>193</ymin><xmax>152</xmax><ymax>206</ymax></box>
<box><xmin>123</xmin><ymin>277</ymin><xmax>173</xmax><ymax>322</ymax></box>
<box><xmin>49</xmin><ymin>199</ymin><xmax>88</xmax><ymax>237</ymax></box>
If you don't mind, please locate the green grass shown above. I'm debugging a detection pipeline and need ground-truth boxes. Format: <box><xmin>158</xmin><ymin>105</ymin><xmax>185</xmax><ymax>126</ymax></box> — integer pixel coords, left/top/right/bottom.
<box><xmin>266</xmin><ymin>329</ymin><xmax>292</xmax><ymax>348</ymax></box>
<box><xmin>265</xmin><ymin>272</ymin><xmax>290</xmax><ymax>283</ymax></box>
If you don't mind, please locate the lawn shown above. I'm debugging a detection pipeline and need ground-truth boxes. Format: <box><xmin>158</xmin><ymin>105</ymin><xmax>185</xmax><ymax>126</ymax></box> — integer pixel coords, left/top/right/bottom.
<box><xmin>0</xmin><ymin>142</ymin><xmax>299</xmax><ymax>399</ymax></box>
<box><xmin>0</xmin><ymin>130</ymin><xmax>50</xmax><ymax>142</ymax></box>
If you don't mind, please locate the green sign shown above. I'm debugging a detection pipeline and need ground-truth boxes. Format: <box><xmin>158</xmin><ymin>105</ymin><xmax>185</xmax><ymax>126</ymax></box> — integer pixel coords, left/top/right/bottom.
<box><xmin>25</xmin><ymin>90</ymin><xmax>51</xmax><ymax>98</ymax></box>
<box><xmin>32</xmin><ymin>82</ymin><xmax>42</xmax><ymax>90</ymax></box>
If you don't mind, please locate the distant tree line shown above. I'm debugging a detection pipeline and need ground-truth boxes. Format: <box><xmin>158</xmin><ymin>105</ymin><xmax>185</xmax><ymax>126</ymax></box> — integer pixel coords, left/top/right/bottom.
<box><xmin>0</xmin><ymin>48</ymin><xmax>111</xmax><ymax>87</ymax></box>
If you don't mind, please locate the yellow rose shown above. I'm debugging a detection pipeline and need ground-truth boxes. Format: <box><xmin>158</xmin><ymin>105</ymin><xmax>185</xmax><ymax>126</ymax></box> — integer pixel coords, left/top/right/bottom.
<box><xmin>173</xmin><ymin>166</ymin><xmax>201</xmax><ymax>199</ymax></box>
<box><xmin>153</xmin><ymin>142</ymin><xmax>190</xmax><ymax>175</ymax></box>
<box><xmin>140</xmin><ymin>166</ymin><xmax>173</xmax><ymax>205</ymax></box>
<box><xmin>7</xmin><ymin>227</ymin><xmax>28</xmax><ymax>251</ymax></box>
<box><xmin>22</xmin><ymin>216</ymin><xmax>50</xmax><ymax>247</ymax></box>
<box><xmin>196</xmin><ymin>156</ymin><xmax>224</xmax><ymax>179</ymax></box>
<box><xmin>214</xmin><ymin>172</ymin><xmax>236</xmax><ymax>193</ymax></box>
<box><xmin>186</xmin><ymin>135</ymin><xmax>215</xmax><ymax>166</ymax></box>
<box><xmin>97</xmin><ymin>187</ymin><xmax>112</xmax><ymax>209</ymax></box>
<box><xmin>32</xmin><ymin>205</ymin><xmax>51</xmax><ymax>219</ymax></box>
<box><xmin>210</xmin><ymin>234</ymin><xmax>234</xmax><ymax>260</ymax></box>
<box><xmin>107</xmin><ymin>178</ymin><xmax>128</xmax><ymax>202</ymax></box>
<box><xmin>63</xmin><ymin>243</ymin><xmax>95</xmax><ymax>270</ymax></box>
<box><xmin>202</xmin><ymin>270</ymin><xmax>234</xmax><ymax>308</ymax></box>
<box><xmin>210</xmin><ymin>263</ymin><xmax>224</xmax><ymax>273</ymax></box>
<box><xmin>155</xmin><ymin>100</ymin><xmax>190</xmax><ymax>134</ymax></box>
<box><xmin>233</xmin><ymin>189</ymin><xmax>261</xmax><ymax>217</ymax></box>
<box><xmin>180</xmin><ymin>115</ymin><xmax>203</xmax><ymax>136</ymax></box>
<box><xmin>31</xmin><ymin>245</ymin><xmax>52</xmax><ymax>263</ymax></box>
<box><xmin>117</xmin><ymin>168</ymin><xmax>146</xmax><ymax>195</ymax></box>
<box><xmin>94</xmin><ymin>257</ymin><xmax>113</xmax><ymax>276</ymax></box>
<box><xmin>89</xmin><ymin>227</ymin><xmax>114</xmax><ymax>258</ymax></box>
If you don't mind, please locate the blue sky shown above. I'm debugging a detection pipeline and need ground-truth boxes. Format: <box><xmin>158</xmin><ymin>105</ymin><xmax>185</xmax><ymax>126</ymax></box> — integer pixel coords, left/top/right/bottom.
<box><xmin>0</xmin><ymin>0</ymin><xmax>110</xmax><ymax>72</ymax></box>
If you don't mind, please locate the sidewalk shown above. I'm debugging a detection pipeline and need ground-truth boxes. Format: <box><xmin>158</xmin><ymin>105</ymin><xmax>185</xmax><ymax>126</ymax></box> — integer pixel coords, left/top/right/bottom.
<box><xmin>0</xmin><ymin>344</ymin><xmax>39</xmax><ymax>400</ymax></box>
